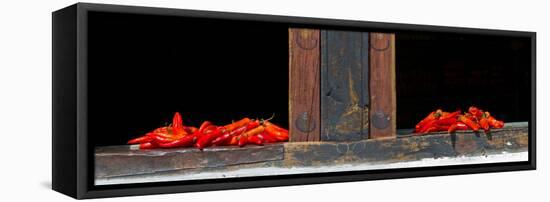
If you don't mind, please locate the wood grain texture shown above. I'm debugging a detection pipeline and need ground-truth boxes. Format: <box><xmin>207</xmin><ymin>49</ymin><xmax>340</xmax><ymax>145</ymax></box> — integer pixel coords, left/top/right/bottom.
<box><xmin>285</xmin><ymin>126</ymin><xmax>527</xmax><ymax>167</ymax></box>
<box><xmin>289</xmin><ymin>28</ymin><xmax>321</xmax><ymax>142</ymax></box>
<box><xmin>95</xmin><ymin>144</ymin><xmax>284</xmax><ymax>178</ymax></box>
<box><xmin>321</xmin><ymin>30</ymin><xmax>369</xmax><ymax>141</ymax></box>
<box><xmin>95</xmin><ymin>124</ymin><xmax>527</xmax><ymax>182</ymax></box>
<box><xmin>369</xmin><ymin>33</ymin><xmax>396</xmax><ymax>139</ymax></box>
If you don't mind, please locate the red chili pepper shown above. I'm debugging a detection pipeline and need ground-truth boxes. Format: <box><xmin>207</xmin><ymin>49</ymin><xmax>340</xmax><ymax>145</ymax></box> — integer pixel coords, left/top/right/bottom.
<box><xmin>139</xmin><ymin>142</ymin><xmax>157</xmax><ymax>149</ymax></box>
<box><xmin>224</xmin><ymin>118</ymin><xmax>251</xmax><ymax>132</ymax></box>
<box><xmin>195</xmin><ymin>130</ymin><xmax>205</xmax><ymax>138</ymax></box>
<box><xmin>415</xmin><ymin>110</ymin><xmax>443</xmax><ymax>132</ymax></box>
<box><xmin>235</xmin><ymin>125</ymin><xmax>266</xmax><ymax>147</ymax></box>
<box><xmin>479</xmin><ymin>113</ymin><xmax>490</xmax><ymax>131</ymax></box>
<box><xmin>468</xmin><ymin>106</ymin><xmax>483</xmax><ymax>119</ymax></box>
<box><xmin>243</xmin><ymin>125</ymin><xmax>265</xmax><ymax>137</ymax></box>
<box><xmin>441</xmin><ymin>111</ymin><xmax>460</xmax><ymax>119</ymax></box>
<box><xmin>419</xmin><ymin>124</ymin><xmax>450</xmax><ymax>134</ymax></box>
<box><xmin>172</xmin><ymin>112</ymin><xmax>187</xmax><ymax>136</ymax></box>
<box><xmin>448</xmin><ymin>123</ymin><xmax>458</xmax><ymax>133</ymax></box>
<box><xmin>448</xmin><ymin>122</ymin><xmax>470</xmax><ymax>133</ymax></box>
<box><xmin>237</xmin><ymin>134</ymin><xmax>248</xmax><ymax>147</ymax></box>
<box><xmin>434</xmin><ymin>117</ymin><xmax>457</xmax><ymax>126</ymax></box>
<box><xmin>212</xmin><ymin>125</ymin><xmax>248</xmax><ymax>146</ymax></box>
<box><xmin>278</xmin><ymin>131</ymin><xmax>289</xmax><ymax>141</ymax></box>
<box><xmin>158</xmin><ymin>134</ymin><xmax>196</xmax><ymax>148</ymax></box>
<box><xmin>195</xmin><ymin>127</ymin><xmax>226</xmax><ymax>149</ymax></box>
<box><xmin>131</xmin><ymin>113</ymin><xmax>295</xmax><ymax>149</ymax></box>
<box><xmin>455</xmin><ymin>122</ymin><xmax>469</xmax><ymax>130</ymax></box>
<box><xmin>150</xmin><ymin>134</ymin><xmax>176</xmax><ymax>143</ymax></box>
<box><xmin>466</xmin><ymin>113</ymin><xmax>480</xmax><ymax>125</ymax></box>
<box><xmin>227</xmin><ymin>135</ymin><xmax>239</xmax><ymax>145</ymax></box>
<box><xmin>147</xmin><ymin>132</ymin><xmax>183</xmax><ymax>140</ymax></box>
<box><xmin>257</xmin><ymin>132</ymin><xmax>278</xmax><ymax>143</ymax></box>
<box><xmin>172</xmin><ymin>112</ymin><xmax>183</xmax><ymax>128</ymax></box>
<box><xmin>232</xmin><ymin>125</ymin><xmax>249</xmax><ymax>135</ymax></box>
<box><xmin>198</xmin><ymin>121</ymin><xmax>212</xmax><ymax>133</ymax></box>
<box><xmin>184</xmin><ymin>126</ymin><xmax>198</xmax><ymax>134</ymax></box>
<box><xmin>458</xmin><ymin>115</ymin><xmax>480</xmax><ymax>131</ymax></box>
<box><xmin>211</xmin><ymin>132</ymin><xmax>232</xmax><ymax>146</ymax></box>
<box><xmin>260</xmin><ymin>118</ymin><xmax>289</xmax><ymax>141</ymax></box>
<box><xmin>264</xmin><ymin>125</ymin><xmax>288</xmax><ymax>141</ymax></box>
<box><xmin>423</xmin><ymin>125</ymin><xmax>439</xmax><ymax>133</ymax></box>
<box><xmin>202</xmin><ymin>125</ymin><xmax>217</xmax><ymax>134</ymax></box>
<box><xmin>263</xmin><ymin>121</ymin><xmax>288</xmax><ymax>133</ymax></box>
<box><xmin>152</xmin><ymin>126</ymin><xmax>169</xmax><ymax>134</ymax></box>
<box><xmin>485</xmin><ymin>112</ymin><xmax>504</xmax><ymax>128</ymax></box>
<box><xmin>420</xmin><ymin>111</ymin><xmax>458</xmax><ymax>133</ymax></box>
<box><xmin>248</xmin><ymin>135</ymin><xmax>264</xmax><ymax>145</ymax></box>
<box><xmin>419</xmin><ymin>119</ymin><xmax>438</xmax><ymax>133</ymax></box>
<box><xmin>436</xmin><ymin>124</ymin><xmax>451</xmax><ymax>131</ymax></box>
<box><xmin>127</xmin><ymin>135</ymin><xmax>153</xmax><ymax>144</ymax></box>
<box><xmin>414</xmin><ymin>111</ymin><xmax>435</xmax><ymax>132</ymax></box>
<box><xmin>246</xmin><ymin>119</ymin><xmax>260</xmax><ymax>130</ymax></box>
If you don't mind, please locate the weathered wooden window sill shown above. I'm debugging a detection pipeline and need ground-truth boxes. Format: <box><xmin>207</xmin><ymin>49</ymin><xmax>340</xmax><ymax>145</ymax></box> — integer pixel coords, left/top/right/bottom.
<box><xmin>95</xmin><ymin>122</ymin><xmax>528</xmax><ymax>185</ymax></box>
<box><xmin>95</xmin><ymin>143</ymin><xmax>284</xmax><ymax>179</ymax></box>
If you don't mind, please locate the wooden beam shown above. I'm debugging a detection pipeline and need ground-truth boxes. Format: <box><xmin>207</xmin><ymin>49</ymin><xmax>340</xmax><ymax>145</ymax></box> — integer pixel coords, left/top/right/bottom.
<box><xmin>369</xmin><ymin>33</ymin><xmax>396</xmax><ymax>139</ymax></box>
<box><xmin>285</xmin><ymin>126</ymin><xmax>528</xmax><ymax>167</ymax></box>
<box><xmin>289</xmin><ymin>28</ymin><xmax>321</xmax><ymax>142</ymax></box>
<box><xmin>95</xmin><ymin>124</ymin><xmax>528</xmax><ymax>182</ymax></box>
<box><xmin>95</xmin><ymin>144</ymin><xmax>284</xmax><ymax>178</ymax></box>
<box><xmin>321</xmin><ymin>30</ymin><xmax>369</xmax><ymax>141</ymax></box>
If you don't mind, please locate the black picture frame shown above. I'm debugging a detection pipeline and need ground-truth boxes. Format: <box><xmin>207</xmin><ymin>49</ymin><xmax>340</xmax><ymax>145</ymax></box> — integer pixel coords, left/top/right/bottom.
<box><xmin>53</xmin><ymin>2</ymin><xmax>536</xmax><ymax>199</ymax></box>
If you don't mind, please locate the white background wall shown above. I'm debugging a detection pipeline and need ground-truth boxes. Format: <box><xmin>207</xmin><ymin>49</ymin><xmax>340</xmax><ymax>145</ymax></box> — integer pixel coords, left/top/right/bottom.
<box><xmin>0</xmin><ymin>0</ymin><xmax>546</xmax><ymax>201</ymax></box>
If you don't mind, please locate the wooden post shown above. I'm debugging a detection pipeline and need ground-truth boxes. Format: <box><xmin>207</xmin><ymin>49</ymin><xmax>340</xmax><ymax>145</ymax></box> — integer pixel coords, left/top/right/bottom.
<box><xmin>369</xmin><ymin>33</ymin><xmax>396</xmax><ymax>139</ymax></box>
<box><xmin>320</xmin><ymin>30</ymin><xmax>370</xmax><ymax>141</ymax></box>
<box><xmin>289</xmin><ymin>28</ymin><xmax>321</xmax><ymax>142</ymax></box>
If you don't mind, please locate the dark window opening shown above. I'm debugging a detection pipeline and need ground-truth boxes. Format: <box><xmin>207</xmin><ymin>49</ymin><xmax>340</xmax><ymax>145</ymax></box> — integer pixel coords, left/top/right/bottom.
<box><xmin>395</xmin><ymin>31</ymin><xmax>531</xmax><ymax>130</ymax></box>
<box><xmin>88</xmin><ymin>12</ymin><xmax>289</xmax><ymax>146</ymax></box>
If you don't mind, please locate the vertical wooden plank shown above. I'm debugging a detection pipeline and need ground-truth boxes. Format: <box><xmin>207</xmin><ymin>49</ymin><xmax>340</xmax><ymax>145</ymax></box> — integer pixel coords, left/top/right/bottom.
<box><xmin>321</xmin><ymin>30</ymin><xmax>369</xmax><ymax>141</ymax></box>
<box><xmin>361</xmin><ymin>32</ymin><xmax>370</xmax><ymax>137</ymax></box>
<box><xmin>289</xmin><ymin>28</ymin><xmax>321</xmax><ymax>142</ymax></box>
<box><xmin>369</xmin><ymin>32</ymin><xmax>396</xmax><ymax>139</ymax></box>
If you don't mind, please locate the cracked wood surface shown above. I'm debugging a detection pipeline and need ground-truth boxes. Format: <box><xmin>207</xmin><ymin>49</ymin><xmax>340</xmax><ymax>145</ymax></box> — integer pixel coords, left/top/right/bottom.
<box><xmin>369</xmin><ymin>33</ymin><xmax>396</xmax><ymax>139</ymax></box>
<box><xmin>321</xmin><ymin>30</ymin><xmax>370</xmax><ymax>141</ymax></box>
<box><xmin>95</xmin><ymin>123</ymin><xmax>528</xmax><ymax>181</ymax></box>
<box><xmin>95</xmin><ymin>144</ymin><xmax>284</xmax><ymax>178</ymax></box>
<box><xmin>289</xmin><ymin>28</ymin><xmax>321</xmax><ymax>142</ymax></box>
<box><xmin>284</xmin><ymin>124</ymin><xmax>527</xmax><ymax>167</ymax></box>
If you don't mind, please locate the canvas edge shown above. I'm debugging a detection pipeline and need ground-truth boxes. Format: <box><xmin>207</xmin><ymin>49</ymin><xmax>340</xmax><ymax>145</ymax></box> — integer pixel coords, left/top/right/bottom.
<box><xmin>54</xmin><ymin>2</ymin><xmax>537</xmax><ymax>199</ymax></box>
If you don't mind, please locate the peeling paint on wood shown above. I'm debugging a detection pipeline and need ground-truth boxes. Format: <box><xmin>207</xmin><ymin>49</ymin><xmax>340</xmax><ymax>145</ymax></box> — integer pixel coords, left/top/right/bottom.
<box><xmin>321</xmin><ymin>30</ymin><xmax>369</xmax><ymax>141</ymax></box>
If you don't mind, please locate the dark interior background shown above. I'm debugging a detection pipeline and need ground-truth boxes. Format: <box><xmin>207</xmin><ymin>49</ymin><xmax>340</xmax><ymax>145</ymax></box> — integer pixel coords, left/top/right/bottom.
<box><xmin>395</xmin><ymin>31</ymin><xmax>531</xmax><ymax>129</ymax></box>
<box><xmin>89</xmin><ymin>11</ymin><xmax>532</xmax><ymax>145</ymax></box>
<box><xmin>89</xmin><ymin>12</ymin><xmax>289</xmax><ymax>146</ymax></box>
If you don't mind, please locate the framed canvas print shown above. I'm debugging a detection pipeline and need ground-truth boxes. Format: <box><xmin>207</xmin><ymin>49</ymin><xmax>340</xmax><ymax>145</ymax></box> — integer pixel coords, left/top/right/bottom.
<box><xmin>52</xmin><ymin>3</ymin><xmax>536</xmax><ymax>199</ymax></box>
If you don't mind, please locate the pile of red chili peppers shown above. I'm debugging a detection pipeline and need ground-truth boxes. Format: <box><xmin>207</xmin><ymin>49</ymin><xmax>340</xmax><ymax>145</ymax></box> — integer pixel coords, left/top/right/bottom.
<box><xmin>127</xmin><ymin>112</ymin><xmax>289</xmax><ymax>149</ymax></box>
<box><xmin>414</xmin><ymin>106</ymin><xmax>505</xmax><ymax>135</ymax></box>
